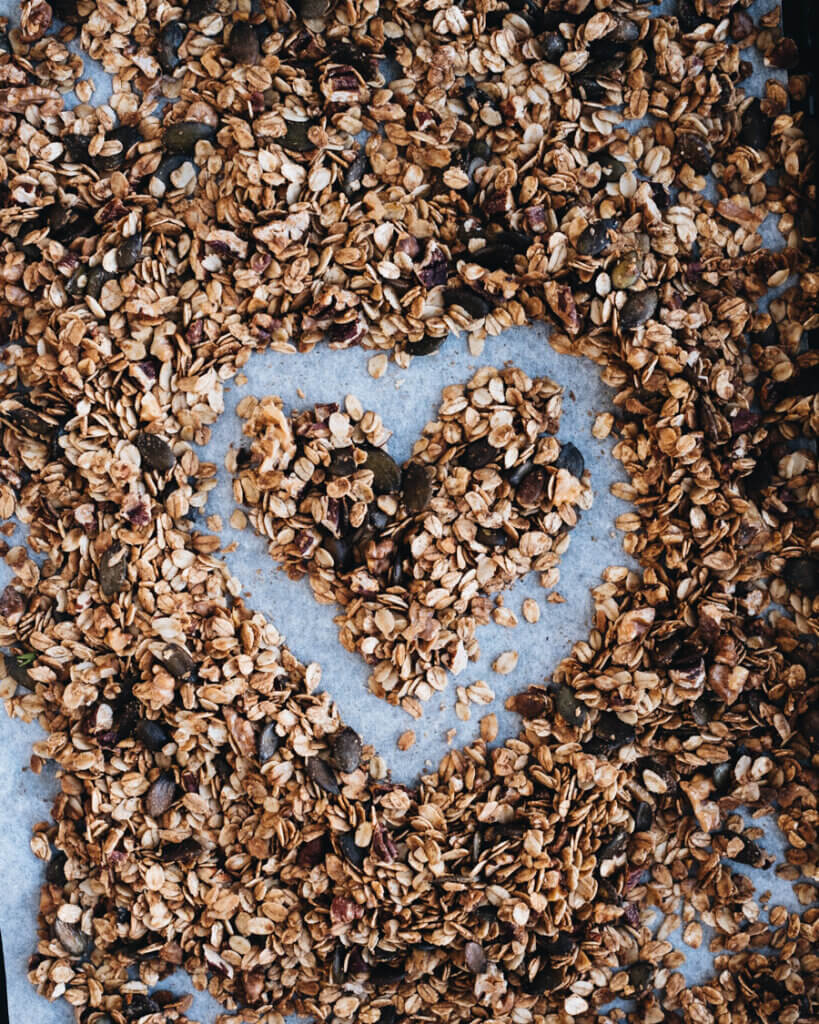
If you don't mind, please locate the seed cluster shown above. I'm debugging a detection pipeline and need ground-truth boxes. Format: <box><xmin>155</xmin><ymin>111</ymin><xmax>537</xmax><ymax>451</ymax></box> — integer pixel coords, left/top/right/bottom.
<box><xmin>0</xmin><ymin>0</ymin><xmax>817</xmax><ymax>1023</ymax></box>
<box><xmin>231</xmin><ymin>367</ymin><xmax>591</xmax><ymax>715</ymax></box>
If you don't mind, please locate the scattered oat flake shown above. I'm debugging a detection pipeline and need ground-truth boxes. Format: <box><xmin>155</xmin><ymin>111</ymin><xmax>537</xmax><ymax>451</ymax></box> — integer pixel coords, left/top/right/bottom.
<box><xmin>368</xmin><ymin>354</ymin><xmax>389</xmax><ymax>379</ymax></box>
<box><xmin>397</xmin><ymin>730</ymin><xmax>416</xmax><ymax>751</ymax></box>
<box><xmin>492</xmin><ymin>650</ymin><xmax>519</xmax><ymax>675</ymax></box>
<box><xmin>592</xmin><ymin>412</ymin><xmax>614</xmax><ymax>439</ymax></box>
<box><xmin>480</xmin><ymin>713</ymin><xmax>499</xmax><ymax>743</ymax></box>
<box><xmin>522</xmin><ymin>598</ymin><xmax>540</xmax><ymax>623</ymax></box>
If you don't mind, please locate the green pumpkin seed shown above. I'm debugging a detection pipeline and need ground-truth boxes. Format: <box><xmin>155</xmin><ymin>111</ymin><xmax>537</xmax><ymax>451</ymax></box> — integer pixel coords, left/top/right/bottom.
<box><xmin>331</xmin><ymin>726</ymin><xmax>362</xmax><ymax>773</ymax></box>
<box><xmin>228</xmin><ymin>21</ymin><xmax>260</xmax><ymax>63</ymax></box>
<box><xmin>610</xmin><ymin>252</ymin><xmax>643</xmax><ymax>290</ymax></box>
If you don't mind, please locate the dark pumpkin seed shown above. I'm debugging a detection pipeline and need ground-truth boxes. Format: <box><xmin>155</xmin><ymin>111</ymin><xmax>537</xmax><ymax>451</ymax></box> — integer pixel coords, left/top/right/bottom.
<box><xmin>634</xmin><ymin>800</ymin><xmax>653</xmax><ymax>832</ymax></box>
<box><xmin>628</xmin><ymin>961</ymin><xmax>652</xmax><ymax>991</ymax></box>
<box><xmin>461</xmin><ymin>438</ymin><xmax>498</xmax><ymax>469</ymax></box>
<box><xmin>610</xmin><ymin>252</ymin><xmax>643</xmax><ymax>290</ymax></box>
<box><xmin>555</xmin><ymin>442</ymin><xmax>584</xmax><ymax>478</ymax></box>
<box><xmin>158</xmin><ymin>21</ymin><xmax>186</xmax><ymax>73</ymax></box>
<box><xmin>371</xmin><ymin>962</ymin><xmax>405</xmax><ymax>986</ymax></box>
<box><xmin>53</xmin><ymin>920</ymin><xmax>89</xmax><ymax>957</ymax></box>
<box><xmin>541</xmin><ymin>31</ymin><xmax>566</xmax><ymax>63</ymax></box>
<box><xmin>323</xmin><ymin>533</ymin><xmax>354</xmax><ymax>571</ymax></box>
<box><xmin>125</xmin><ymin>995</ymin><xmax>161</xmax><ymax>1021</ymax></box>
<box><xmin>116</xmin><ymin>234</ymin><xmax>143</xmax><ymax>272</ymax></box>
<box><xmin>144</xmin><ymin>772</ymin><xmax>176</xmax><ymax>817</ymax></box>
<box><xmin>161</xmin><ymin>837</ymin><xmax>201</xmax><ymax>863</ymax></box>
<box><xmin>163</xmin><ymin>121</ymin><xmax>216</xmax><ymax>154</ymax></box>
<box><xmin>136</xmin><ymin>432</ymin><xmax>175</xmax><ymax>473</ymax></box>
<box><xmin>576</xmin><ymin>219</ymin><xmax>616</xmax><ymax>257</ymax></box>
<box><xmin>442</xmin><ymin>287</ymin><xmax>490</xmax><ymax>318</ymax></box>
<box><xmin>598</xmin><ymin>827</ymin><xmax>628</xmax><ymax>862</ymax></box>
<box><xmin>341</xmin><ymin>150</ymin><xmax>367</xmax><ymax>198</ymax></box>
<box><xmin>506</xmin><ymin>459</ymin><xmax>533</xmax><ymax>487</ymax></box>
<box><xmin>282</xmin><ymin>120</ymin><xmax>315</xmax><ymax>152</ymax></box>
<box><xmin>555</xmin><ymin>683</ymin><xmax>588</xmax><ymax>727</ymax></box>
<box><xmin>470</xmin><ymin>243</ymin><xmax>515</xmax><ymax>271</ymax></box>
<box><xmin>99</xmin><ymin>545</ymin><xmax>128</xmax><ymax>598</ymax></box>
<box><xmin>597</xmin><ymin>152</ymin><xmax>627</xmax><ymax>181</ymax></box>
<box><xmin>712</xmin><ymin>762</ymin><xmax>733</xmax><ymax>793</ymax></box>
<box><xmin>46</xmin><ymin>851</ymin><xmax>67</xmax><ymax>885</ymax></box>
<box><xmin>157</xmin><ymin>643</ymin><xmax>195</xmax><ymax>679</ymax></box>
<box><xmin>515</xmin><ymin>466</ymin><xmax>546</xmax><ymax>507</ymax></box>
<box><xmin>331</xmin><ymin>726</ymin><xmax>362</xmax><ymax>773</ymax></box>
<box><xmin>228</xmin><ymin>21</ymin><xmax>260</xmax><ymax>63</ymax></box>
<box><xmin>524</xmin><ymin>964</ymin><xmax>562</xmax><ymax>994</ymax></box>
<box><xmin>338</xmin><ymin>829</ymin><xmax>367</xmax><ymax>867</ymax></box>
<box><xmin>258</xmin><ymin>722</ymin><xmax>281</xmax><ymax>763</ymax></box>
<box><xmin>66</xmin><ymin>264</ymin><xmax>89</xmax><ymax>296</ymax></box>
<box><xmin>363</xmin><ymin>448</ymin><xmax>401</xmax><ymax>494</ymax></box>
<box><xmin>135</xmin><ymin>719</ymin><xmax>170</xmax><ymax>751</ymax></box>
<box><xmin>739</xmin><ymin>97</ymin><xmax>771</xmax><ymax>150</ymax></box>
<box><xmin>406</xmin><ymin>334</ymin><xmax>446</xmax><ymax>356</ymax></box>
<box><xmin>464</xmin><ymin>941</ymin><xmax>487</xmax><ymax>974</ymax></box>
<box><xmin>85</xmin><ymin>266</ymin><xmax>108</xmax><ymax>300</ymax></box>
<box><xmin>294</xmin><ymin>0</ymin><xmax>332</xmax><ymax>16</ymax></box>
<box><xmin>676</xmin><ymin>132</ymin><xmax>712</xmax><ymax>174</ymax></box>
<box><xmin>491</xmin><ymin>229</ymin><xmax>531</xmax><ymax>254</ymax></box>
<box><xmin>784</xmin><ymin>557</ymin><xmax>819</xmax><ymax>596</ymax></box>
<box><xmin>93</xmin><ymin>125</ymin><xmax>140</xmax><ymax>173</ymax></box>
<box><xmin>474</xmin><ymin>526</ymin><xmax>508</xmax><ymax>548</ymax></box>
<box><xmin>619</xmin><ymin>287</ymin><xmax>658</xmax><ymax>330</ymax></box>
<box><xmin>3</xmin><ymin>652</ymin><xmax>34</xmax><ymax>691</ymax></box>
<box><xmin>307</xmin><ymin>756</ymin><xmax>340</xmax><ymax>794</ymax></box>
<box><xmin>327</xmin><ymin>449</ymin><xmax>356</xmax><ymax>477</ymax></box>
<box><xmin>402</xmin><ymin>462</ymin><xmax>433</xmax><ymax>514</ymax></box>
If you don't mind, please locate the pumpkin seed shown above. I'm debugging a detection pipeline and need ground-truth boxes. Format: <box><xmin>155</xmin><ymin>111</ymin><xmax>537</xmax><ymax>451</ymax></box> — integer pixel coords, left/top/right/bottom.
<box><xmin>676</xmin><ymin>132</ymin><xmax>712</xmax><ymax>174</ymax></box>
<box><xmin>783</xmin><ymin>557</ymin><xmax>819</xmax><ymax>596</ymax></box>
<box><xmin>157</xmin><ymin>643</ymin><xmax>195</xmax><ymax>679</ymax></box>
<box><xmin>294</xmin><ymin>0</ymin><xmax>332</xmax><ymax>16</ymax></box>
<box><xmin>515</xmin><ymin>466</ymin><xmax>546</xmax><ymax>507</ymax></box>
<box><xmin>282</xmin><ymin>120</ymin><xmax>315</xmax><ymax>152</ymax></box>
<box><xmin>158</xmin><ymin>21</ymin><xmax>186</xmax><ymax>73</ymax></box>
<box><xmin>331</xmin><ymin>726</ymin><xmax>362</xmax><ymax>773</ymax></box>
<box><xmin>99</xmin><ymin>544</ymin><xmax>128</xmax><ymax>598</ymax></box>
<box><xmin>338</xmin><ymin>829</ymin><xmax>366</xmax><ymax>867</ymax></box>
<box><xmin>555</xmin><ymin>442</ymin><xmax>585</xmax><ymax>478</ymax></box>
<box><xmin>53</xmin><ymin>920</ymin><xmax>89</xmax><ymax>957</ymax></box>
<box><xmin>461</xmin><ymin>438</ymin><xmax>498</xmax><ymax>469</ymax></box>
<box><xmin>470</xmin><ymin>244</ymin><xmax>515</xmax><ymax>270</ymax></box>
<box><xmin>576</xmin><ymin>219</ymin><xmax>616</xmax><ymax>257</ymax></box>
<box><xmin>163</xmin><ymin>121</ymin><xmax>216</xmax><ymax>154</ymax></box>
<box><xmin>402</xmin><ymin>462</ymin><xmax>433</xmax><ymax>513</ymax></box>
<box><xmin>228</xmin><ymin>21</ymin><xmax>260</xmax><ymax>63</ymax></box>
<box><xmin>116</xmin><ymin>234</ymin><xmax>143</xmax><ymax>272</ymax></box>
<box><xmin>258</xmin><ymin>722</ymin><xmax>281</xmax><ymax>763</ymax></box>
<box><xmin>464</xmin><ymin>941</ymin><xmax>487</xmax><ymax>974</ymax></box>
<box><xmin>555</xmin><ymin>683</ymin><xmax>588</xmax><ymax>727</ymax></box>
<box><xmin>610</xmin><ymin>252</ymin><xmax>643</xmax><ymax>290</ymax></box>
<box><xmin>135</xmin><ymin>719</ymin><xmax>171</xmax><ymax>751</ymax></box>
<box><xmin>307</xmin><ymin>756</ymin><xmax>340</xmax><ymax>794</ymax></box>
<box><xmin>136</xmin><ymin>432</ymin><xmax>175</xmax><ymax>473</ymax></box>
<box><xmin>619</xmin><ymin>287</ymin><xmax>658</xmax><ymax>329</ymax></box>
<box><xmin>144</xmin><ymin>772</ymin><xmax>176</xmax><ymax>817</ymax></box>
<box><xmin>406</xmin><ymin>335</ymin><xmax>446</xmax><ymax>356</ymax></box>
<box><xmin>363</xmin><ymin>448</ymin><xmax>401</xmax><ymax>494</ymax></box>
<box><xmin>442</xmin><ymin>287</ymin><xmax>490</xmax><ymax>318</ymax></box>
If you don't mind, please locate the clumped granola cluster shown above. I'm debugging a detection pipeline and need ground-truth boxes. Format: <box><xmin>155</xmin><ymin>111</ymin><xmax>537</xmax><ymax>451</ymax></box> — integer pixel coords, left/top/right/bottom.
<box><xmin>0</xmin><ymin>0</ymin><xmax>817</xmax><ymax>1022</ymax></box>
<box><xmin>232</xmin><ymin>367</ymin><xmax>591</xmax><ymax>715</ymax></box>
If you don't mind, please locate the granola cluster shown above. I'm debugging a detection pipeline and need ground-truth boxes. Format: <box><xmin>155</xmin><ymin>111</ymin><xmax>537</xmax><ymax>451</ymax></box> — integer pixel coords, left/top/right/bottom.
<box><xmin>0</xmin><ymin>0</ymin><xmax>817</xmax><ymax>1022</ymax></box>
<box><xmin>231</xmin><ymin>367</ymin><xmax>591</xmax><ymax>715</ymax></box>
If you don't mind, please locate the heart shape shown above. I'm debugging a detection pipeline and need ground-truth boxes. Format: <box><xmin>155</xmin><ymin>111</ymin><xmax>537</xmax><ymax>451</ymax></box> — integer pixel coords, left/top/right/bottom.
<box><xmin>231</xmin><ymin>365</ymin><xmax>592</xmax><ymax>718</ymax></box>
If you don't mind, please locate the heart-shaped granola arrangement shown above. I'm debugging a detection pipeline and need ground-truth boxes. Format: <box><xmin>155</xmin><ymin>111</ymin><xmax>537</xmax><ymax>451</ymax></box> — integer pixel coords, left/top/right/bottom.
<box><xmin>230</xmin><ymin>366</ymin><xmax>592</xmax><ymax>716</ymax></box>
